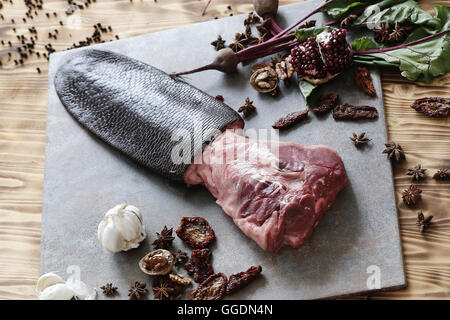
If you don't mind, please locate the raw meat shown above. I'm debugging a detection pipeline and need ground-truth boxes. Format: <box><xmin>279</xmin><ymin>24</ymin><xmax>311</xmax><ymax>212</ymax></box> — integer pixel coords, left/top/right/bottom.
<box><xmin>185</xmin><ymin>129</ymin><xmax>348</xmax><ymax>252</ymax></box>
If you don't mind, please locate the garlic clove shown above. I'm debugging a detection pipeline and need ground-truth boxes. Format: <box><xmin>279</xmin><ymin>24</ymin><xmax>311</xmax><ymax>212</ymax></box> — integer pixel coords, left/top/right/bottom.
<box><xmin>97</xmin><ymin>203</ymin><xmax>146</xmax><ymax>253</ymax></box>
<box><xmin>98</xmin><ymin>220</ymin><xmax>126</xmax><ymax>253</ymax></box>
<box><xmin>38</xmin><ymin>283</ymin><xmax>77</xmax><ymax>300</ymax></box>
<box><xmin>36</xmin><ymin>272</ymin><xmax>66</xmax><ymax>294</ymax></box>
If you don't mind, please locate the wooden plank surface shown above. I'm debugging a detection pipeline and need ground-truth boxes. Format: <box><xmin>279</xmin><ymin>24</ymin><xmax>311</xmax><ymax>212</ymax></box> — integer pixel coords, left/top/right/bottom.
<box><xmin>0</xmin><ymin>0</ymin><xmax>448</xmax><ymax>300</ymax></box>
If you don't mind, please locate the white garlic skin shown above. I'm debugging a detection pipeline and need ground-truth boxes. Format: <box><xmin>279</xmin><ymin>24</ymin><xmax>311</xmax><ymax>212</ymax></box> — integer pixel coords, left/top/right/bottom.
<box><xmin>36</xmin><ymin>272</ymin><xmax>65</xmax><ymax>295</ymax></box>
<box><xmin>97</xmin><ymin>203</ymin><xmax>146</xmax><ymax>253</ymax></box>
<box><xmin>36</xmin><ymin>273</ymin><xmax>75</xmax><ymax>300</ymax></box>
<box><xmin>38</xmin><ymin>283</ymin><xmax>77</xmax><ymax>300</ymax></box>
<box><xmin>36</xmin><ymin>272</ymin><xmax>96</xmax><ymax>300</ymax></box>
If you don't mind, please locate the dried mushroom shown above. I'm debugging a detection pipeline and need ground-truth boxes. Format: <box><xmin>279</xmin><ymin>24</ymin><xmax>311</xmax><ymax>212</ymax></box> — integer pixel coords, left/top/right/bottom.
<box><xmin>250</xmin><ymin>66</ymin><xmax>279</xmax><ymax>93</ymax></box>
<box><xmin>139</xmin><ymin>249</ymin><xmax>174</xmax><ymax>276</ymax></box>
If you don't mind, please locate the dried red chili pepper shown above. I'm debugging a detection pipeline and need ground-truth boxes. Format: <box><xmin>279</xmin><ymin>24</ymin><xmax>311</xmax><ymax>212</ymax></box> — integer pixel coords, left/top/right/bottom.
<box><xmin>226</xmin><ymin>265</ymin><xmax>262</xmax><ymax>295</ymax></box>
<box><xmin>190</xmin><ymin>273</ymin><xmax>227</xmax><ymax>300</ymax></box>
<box><xmin>410</xmin><ymin>97</ymin><xmax>449</xmax><ymax>118</ymax></box>
<box><xmin>354</xmin><ymin>67</ymin><xmax>376</xmax><ymax>97</ymax></box>
<box><xmin>272</xmin><ymin>109</ymin><xmax>309</xmax><ymax>129</ymax></box>
<box><xmin>184</xmin><ymin>249</ymin><xmax>214</xmax><ymax>283</ymax></box>
<box><xmin>332</xmin><ymin>103</ymin><xmax>378</xmax><ymax>120</ymax></box>
<box><xmin>312</xmin><ymin>93</ymin><xmax>339</xmax><ymax>114</ymax></box>
<box><xmin>176</xmin><ymin>217</ymin><xmax>215</xmax><ymax>248</ymax></box>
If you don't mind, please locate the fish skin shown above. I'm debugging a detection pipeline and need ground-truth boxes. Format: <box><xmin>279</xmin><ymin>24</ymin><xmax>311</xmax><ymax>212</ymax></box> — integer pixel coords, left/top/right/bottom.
<box><xmin>54</xmin><ymin>50</ymin><xmax>243</xmax><ymax>181</ymax></box>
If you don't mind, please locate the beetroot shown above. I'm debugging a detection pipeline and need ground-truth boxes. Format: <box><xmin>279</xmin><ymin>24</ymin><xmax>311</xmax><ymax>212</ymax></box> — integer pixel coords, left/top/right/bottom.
<box><xmin>172</xmin><ymin>48</ymin><xmax>239</xmax><ymax>77</ymax></box>
<box><xmin>253</xmin><ymin>0</ymin><xmax>279</xmax><ymax>19</ymax></box>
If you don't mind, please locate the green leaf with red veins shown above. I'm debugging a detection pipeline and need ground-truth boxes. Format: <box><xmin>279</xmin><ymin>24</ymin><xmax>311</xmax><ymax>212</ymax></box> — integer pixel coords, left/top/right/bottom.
<box><xmin>351</xmin><ymin>37</ymin><xmax>381</xmax><ymax>50</ymax></box>
<box><xmin>294</xmin><ymin>26</ymin><xmax>335</xmax><ymax>41</ymax></box>
<box><xmin>322</xmin><ymin>0</ymin><xmax>370</xmax><ymax>19</ymax></box>
<box><xmin>364</xmin><ymin>5</ymin><xmax>450</xmax><ymax>83</ymax></box>
<box><xmin>354</xmin><ymin>0</ymin><xmax>440</xmax><ymax>30</ymax></box>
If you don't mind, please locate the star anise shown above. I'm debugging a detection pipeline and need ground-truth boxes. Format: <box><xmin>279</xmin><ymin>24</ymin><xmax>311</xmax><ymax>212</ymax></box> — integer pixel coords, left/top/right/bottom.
<box><xmin>416</xmin><ymin>211</ymin><xmax>433</xmax><ymax>233</ymax></box>
<box><xmin>244</xmin><ymin>25</ymin><xmax>258</xmax><ymax>45</ymax></box>
<box><xmin>238</xmin><ymin>97</ymin><xmax>256</xmax><ymax>117</ymax></box>
<box><xmin>402</xmin><ymin>184</ymin><xmax>422</xmax><ymax>206</ymax></box>
<box><xmin>211</xmin><ymin>35</ymin><xmax>226</xmax><ymax>51</ymax></box>
<box><xmin>173</xmin><ymin>249</ymin><xmax>188</xmax><ymax>266</ymax></box>
<box><xmin>340</xmin><ymin>14</ymin><xmax>358</xmax><ymax>28</ymax></box>
<box><xmin>298</xmin><ymin>20</ymin><xmax>316</xmax><ymax>29</ymax></box>
<box><xmin>128</xmin><ymin>281</ymin><xmax>148</xmax><ymax>300</ymax></box>
<box><xmin>229</xmin><ymin>32</ymin><xmax>247</xmax><ymax>52</ymax></box>
<box><xmin>388</xmin><ymin>22</ymin><xmax>410</xmax><ymax>43</ymax></box>
<box><xmin>256</xmin><ymin>19</ymin><xmax>273</xmax><ymax>40</ymax></box>
<box><xmin>350</xmin><ymin>132</ymin><xmax>371</xmax><ymax>147</ymax></box>
<box><xmin>406</xmin><ymin>164</ymin><xmax>427</xmax><ymax>181</ymax></box>
<box><xmin>433</xmin><ymin>168</ymin><xmax>449</xmax><ymax>180</ymax></box>
<box><xmin>244</xmin><ymin>11</ymin><xmax>261</xmax><ymax>26</ymax></box>
<box><xmin>383</xmin><ymin>141</ymin><xmax>405</xmax><ymax>162</ymax></box>
<box><xmin>255</xmin><ymin>31</ymin><xmax>270</xmax><ymax>44</ymax></box>
<box><xmin>152</xmin><ymin>276</ymin><xmax>175</xmax><ymax>300</ymax></box>
<box><xmin>374</xmin><ymin>22</ymin><xmax>392</xmax><ymax>44</ymax></box>
<box><xmin>152</xmin><ymin>226</ymin><xmax>175</xmax><ymax>249</ymax></box>
<box><xmin>100</xmin><ymin>283</ymin><xmax>118</xmax><ymax>296</ymax></box>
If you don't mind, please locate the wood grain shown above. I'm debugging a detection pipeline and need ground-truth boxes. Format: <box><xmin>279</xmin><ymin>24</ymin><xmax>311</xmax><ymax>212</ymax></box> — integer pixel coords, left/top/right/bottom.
<box><xmin>0</xmin><ymin>0</ymin><xmax>449</xmax><ymax>300</ymax></box>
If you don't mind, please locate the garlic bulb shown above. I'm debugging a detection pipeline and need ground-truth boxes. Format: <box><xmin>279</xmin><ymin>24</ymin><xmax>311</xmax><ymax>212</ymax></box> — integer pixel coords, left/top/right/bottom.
<box><xmin>36</xmin><ymin>273</ymin><xmax>76</xmax><ymax>300</ymax></box>
<box><xmin>38</xmin><ymin>283</ymin><xmax>77</xmax><ymax>300</ymax></box>
<box><xmin>97</xmin><ymin>203</ymin><xmax>146</xmax><ymax>253</ymax></box>
<box><xmin>36</xmin><ymin>272</ymin><xmax>96</xmax><ymax>300</ymax></box>
<box><xmin>36</xmin><ymin>272</ymin><xmax>65</xmax><ymax>294</ymax></box>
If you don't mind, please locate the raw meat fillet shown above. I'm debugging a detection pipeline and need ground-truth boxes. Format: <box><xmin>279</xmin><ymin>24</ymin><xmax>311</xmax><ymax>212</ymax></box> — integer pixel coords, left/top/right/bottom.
<box><xmin>185</xmin><ymin>129</ymin><xmax>348</xmax><ymax>252</ymax></box>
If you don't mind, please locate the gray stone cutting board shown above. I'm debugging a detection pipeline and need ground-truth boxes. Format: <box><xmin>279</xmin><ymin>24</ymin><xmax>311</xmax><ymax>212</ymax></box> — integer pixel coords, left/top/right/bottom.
<box><xmin>41</xmin><ymin>0</ymin><xmax>406</xmax><ymax>299</ymax></box>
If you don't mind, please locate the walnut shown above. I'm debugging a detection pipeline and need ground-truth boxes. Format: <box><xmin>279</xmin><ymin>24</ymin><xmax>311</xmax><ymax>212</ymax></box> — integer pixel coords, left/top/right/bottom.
<box><xmin>250</xmin><ymin>66</ymin><xmax>279</xmax><ymax>93</ymax></box>
<box><xmin>275</xmin><ymin>58</ymin><xmax>294</xmax><ymax>80</ymax></box>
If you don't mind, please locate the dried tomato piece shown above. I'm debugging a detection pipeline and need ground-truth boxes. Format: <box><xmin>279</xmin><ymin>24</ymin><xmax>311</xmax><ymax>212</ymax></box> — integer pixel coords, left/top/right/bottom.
<box><xmin>410</xmin><ymin>97</ymin><xmax>449</xmax><ymax>118</ymax></box>
<box><xmin>176</xmin><ymin>217</ymin><xmax>215</xmax><ymax>248</ymax></box>
<box><xmin>272</xmin><ymin>109</ymin><xmax>309</xmax><ymax>129</ymax></box>
<box><xmin>226</xmin><ymin>265</ymin><xmax>262</xmax><ymax>295</ymax></box>
<box><xmin>332</xmin><ymin>103</ymin><xmax>378</xmax><ymax>120</ymax></box>
<box><xmin>190</xmin><ymin>273</ymin><xmax>227</xmax><ymax>300</ymax></box>
<box><xmin>184</xmin><ymin>249</ymin><xmax>214</xmax><ymax>283</ymax></box>
<box><xmin>354</xmin><ymin>67</ymin><xmax>376</xmax><ymax>97</ymax></box>
<box><xmin>312</xmin><ymin>93</ymin><xmax>339</xmax><ymax>114</ymax></box>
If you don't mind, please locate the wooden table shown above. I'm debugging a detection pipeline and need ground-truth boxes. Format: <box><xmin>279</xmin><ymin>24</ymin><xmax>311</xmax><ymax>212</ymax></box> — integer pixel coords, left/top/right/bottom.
<box><xmin>0</xmin><ymin>0</ymin><xmax>448</xmax><ymax>300</ymax></box>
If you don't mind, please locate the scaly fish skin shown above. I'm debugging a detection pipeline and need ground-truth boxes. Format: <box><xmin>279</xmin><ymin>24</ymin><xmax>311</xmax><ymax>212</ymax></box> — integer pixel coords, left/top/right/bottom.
<box><xmin>55</xmin><ymin>50</ymin><xmax>243</xmax><ymax>181</ymax></box>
